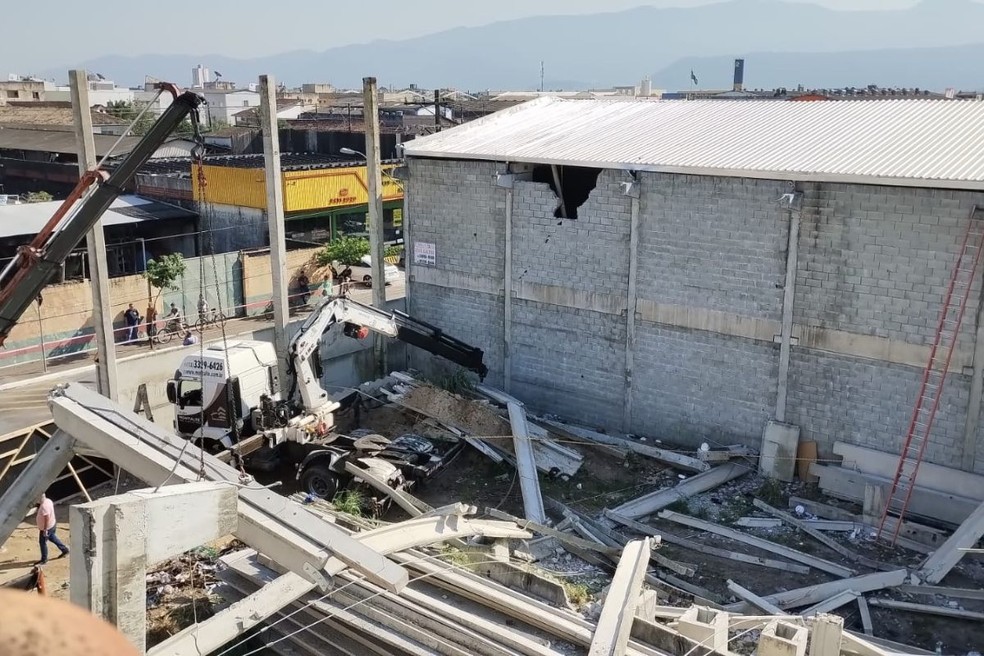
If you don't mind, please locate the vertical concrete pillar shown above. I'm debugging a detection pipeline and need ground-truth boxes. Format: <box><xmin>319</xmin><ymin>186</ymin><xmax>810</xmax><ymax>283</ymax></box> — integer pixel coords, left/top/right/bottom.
<box><xmin>776</xmin><ymin>208</ymin><xmax>801</xmax><ymax>423</ymax></box>
<box><xmin>962</xmin><ymin>277</ymin><xmax>984</xmax><ymax>471</ymax></box>
<box><xmin>759</xmin><ymin>619</ymin><xmax>808</xmax><ymax>656</ymax></box>
<box><xmin>69</xmin><ymin>501</ymin><xmax>112</xmax><ymax>619</ymax></box>
<box><xmin>363</xmin><ymin>76</ymin><xmax>387</xmax><ymax>375</ymax></box>
<box><xmin>677</xmin><ymin>606</ymin><xmax>729</xmax><ymax>651</ymax></box>
<box><xmin>111</xmin><ymin>502</ymin><xmax>149</xmax><ymax>653</ymax></box>
<box><xmin>504</xmin><ymin>185</ymin><xmax>514</xmax><ymax>393</ymax></box>
<box><xmin>623</xmin><ymin>184</ymin><xmax>641</xmax><ymax>433</ymax></box>
<box><xmin>809</xmin><ymin>614</ymin><xmax>844</xmax><ymax>656</ymax></box>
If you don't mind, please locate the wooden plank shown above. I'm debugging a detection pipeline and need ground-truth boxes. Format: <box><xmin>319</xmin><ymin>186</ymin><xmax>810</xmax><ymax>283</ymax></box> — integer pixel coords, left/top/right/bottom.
<box><xmin>726</xmin><ymin>580</ymin><xmax>786</xmax><ymax>615</ymax></box>
<box><xmin>833</xmin><ymin>442</ymin><xmax>984</xmax><ymax>502</ymax></box>
<box><xmin>857</xmin><ymin>596</ymin><xmax>874</xmax><ymax>636</ymax></box>
<box><xmin>540</xmin><ymin>419</ymin><xmax>709</xmax><ymax>473</ymax></box>
<box><xmin>867</xmin><ymin>597</ymin><xmax>984</xmax><ymax>621</ymax></box>
<box><xmin>613</xmin><ymin>463</ymin><xmax>751</xmax><ymax>520</ymax></box>
<box><xmin>895</xmin><ymin>584</ymin><xmax>984</xmax><ymax>601</ymax></box>
<box><xmin>657</xmin><ymin>510</ymin><xmax>855</xmax><ymax>578</ymax></box>
<box><xmin>810</xmin><ymin>464</ymin><xmax>977</xmax><ymax>527</ymax></box>
<box><xmin>916</xmin><ymin>496</ymin><xmax>984</xmax><ymax>584</ymax></box>
<box><xmin>751</xmin><ymin>498</ymin><xmax>895</xmax><ymax>571</ymax></box>
<box><xmin>605</xmin><ymin>510</ymin><xmax>811</xmax><ymax>575</ymax></box>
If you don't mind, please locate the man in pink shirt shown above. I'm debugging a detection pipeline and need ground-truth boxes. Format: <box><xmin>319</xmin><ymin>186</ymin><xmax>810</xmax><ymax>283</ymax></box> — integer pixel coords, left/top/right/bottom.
<box><xmin>35</xmin><ymin>492</ymin><xmax>69</xmax><ymax>565</ymax></box>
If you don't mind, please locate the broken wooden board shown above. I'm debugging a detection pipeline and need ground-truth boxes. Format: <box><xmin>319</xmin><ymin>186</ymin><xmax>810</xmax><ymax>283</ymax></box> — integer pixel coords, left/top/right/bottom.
<box><xmin>751</xmin><ymin>498</ymin><xmax>895</xmax><ymax>571</ymax></box>
<box><xmin>605</xmin><ymin>510</ymin><xmax>811</xmax><ymax>575</ymax></box>
<box><xmin>612</xmin><ymin>462</ymin><xmax>752</xmax><ymax>520</ymax></box>
<box><xmin>657</xmin><ymin>510</ymin><xmax>855</xmax><ymax>578</ymax></box>
<box><xmin>539</xmin><ymin>418</ymin><xmax>709</xmax><ymax>473</ymax></box>
<box><xmin>809</xmin><ymin>464</ymin><xmax>978</xmax><ymax>528</ymax></box>
<box><xmin>833</xmin><ymin>442</ymin><xmax>984</xmax><ymax>502</ymax></box>
<box><xmin>867</xmin><ymin>597</ymin><xmax>984</xmax><ymax>621</ymax></box>
<box><xmin>916</xmin><ymin>495</ymin><xmax>984</xmax><ymax>585</ymax></box>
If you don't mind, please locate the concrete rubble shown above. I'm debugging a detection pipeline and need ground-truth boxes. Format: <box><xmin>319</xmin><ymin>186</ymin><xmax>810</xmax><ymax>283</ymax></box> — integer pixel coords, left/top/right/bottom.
<box><xmin>1</xmin><ymin>373</ymin><xmax>983</xmax><ymax>655</ymax></box>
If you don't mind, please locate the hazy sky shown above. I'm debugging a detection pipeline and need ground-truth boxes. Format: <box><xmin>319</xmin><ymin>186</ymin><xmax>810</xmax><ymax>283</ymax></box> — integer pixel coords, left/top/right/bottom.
<box><xmin>5</xmin><ymin>0</ymin><xmax>925</xmax><ymax>73</ymax></box>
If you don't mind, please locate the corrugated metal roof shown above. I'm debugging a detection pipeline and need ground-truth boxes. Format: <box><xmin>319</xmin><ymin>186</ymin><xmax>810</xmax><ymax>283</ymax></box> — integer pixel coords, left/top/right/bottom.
<box><xmin>0</xmin><ymin>127</ymin><xmax>141</xmax><ymax>157</ymax></box>
<box><xmin>0</xmin><ymin>195</ymin><xmax>195</xmax><ymax>239</ymax></box>
<box><xmin>403</xmin><ymin>97</ymin><xmax>984</xmax><ymax>189</ymax></box>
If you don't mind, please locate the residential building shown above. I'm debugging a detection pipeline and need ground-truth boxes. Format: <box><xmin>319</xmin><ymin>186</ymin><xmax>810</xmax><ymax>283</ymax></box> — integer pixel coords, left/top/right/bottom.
<box><xmin>0</xmin><ymin>77</ymin><xmax>53</xmax><ymax>106</ymax></box>
<box><xmin>301</xmin><ymin>83</ymin><xmax>334</xmax><ymax>94</ymax></box>
<box><xmin>402</xmin><ymin>96</ymin><xmax>984</xmax><ymax>477</ymax></box>
<box><xmin>233</xmin><ymin>100</ymin><xmax>306</xmax><ymax>127</ymax></box>
<box><xmin>202</xmin><ymin>89</ymin><xmax>261</xmax><ymax>126</ymax></box>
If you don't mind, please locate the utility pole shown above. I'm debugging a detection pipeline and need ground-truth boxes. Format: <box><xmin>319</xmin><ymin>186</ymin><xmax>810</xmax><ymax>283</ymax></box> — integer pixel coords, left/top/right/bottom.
<box><xmin>259</xmin><ymin>74</ymin><xmax>290</xmax><ymax>388</ymax></box>
<box><xmin>433</xmin><ymin>89</ymin><xmax>441</xmax><ymax>131</ymax></box>
<box><xmin>540</xmin><ymin>61</ymin><xmax>545</xmax><ymax>93</ymax></box>
<box><xmin>364</xmin><ymin>76</ymin><xmax>387</xmax><ymax>376</ymax></box>
<box><xmin>70</xmin><ymin>69</ymin><xmax>118</xmax><ymax>401</ymax></box>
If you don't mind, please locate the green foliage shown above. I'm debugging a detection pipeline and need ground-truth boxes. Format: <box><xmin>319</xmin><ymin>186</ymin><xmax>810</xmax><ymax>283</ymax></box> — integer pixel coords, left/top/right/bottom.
<box><xmin>438</xmin><ymin>545</ymin><xmax>470</xmax><ymax>568</ymax></box>
<box><xmin>757</xmin><ymin>478</ymin><xmax>784</xmax><ymax>507</ymax></box>
<box><xmin>563</xmin><ymin>581</ymin><xmax>591</xmax><ymax>607</ymax></box>
<box><xmin>332</xmin><ymin>489</ymin><xmax>364</xmax><ymax>516</ymax></box>
<box><xmin>384</xmin><ymin>244</ymin><xmax>404</xmax><ymax>258</ymax></box>
<box><xmin>144</xmin><ymin>254</ymin><xmax>186</xmax><ymax>292</ymax></box>
<box><xmin>23</xmin><ymin>191</ymin><xmax>53</xmax><ymax>203</ymax></box>
<box><xmin>717</xmin><ymin>495</ymin><xmax>753</xmax><ymax>526</ymax></box>
<box><xmin>316</xmin><ymin>236</ymin><xmax>370</xmax><ymax>266</ymax></box>
<box><xmin>432</xmin><ymin>368</ymin><xmax>476</xmax><ymax>396</ymax></box>
<box><xmin>105</xmin><ymin>100</ymin><xmax>156</xmax><ymax>136</ymax></box>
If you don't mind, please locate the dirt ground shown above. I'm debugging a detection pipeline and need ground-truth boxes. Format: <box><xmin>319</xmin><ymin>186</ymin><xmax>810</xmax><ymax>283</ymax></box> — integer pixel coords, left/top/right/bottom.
<box><xmin>0</xmin><ymin>506</ymin><xmax>73</xmax><ymax>599</ymax></box>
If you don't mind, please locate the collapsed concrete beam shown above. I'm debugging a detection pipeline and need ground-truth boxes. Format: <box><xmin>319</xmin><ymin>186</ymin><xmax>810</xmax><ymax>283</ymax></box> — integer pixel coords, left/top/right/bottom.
<box><xmin>657</xmin><ymin>510</ymin><xmax>854</xmax><ymax>578</ymax></box>
<box><xmin>342</xmin><ymin>460</ymin><xmax>432</xmax><ymax>517</ymax></box>
<box><xmin>808</xmin><ymin>614</ymin><xmax>844</xmax><ymax>656</ymax></box>
<box><xmin>800</xmin><ymin>590</ymin><xmax>859</xmax><ymax>618</ymax></box>
<box><xmin>47</xmin><ymin>384</ymin><xmax>409</xmax><ymax>592</ymax></box>
<box><xmin>150</xmin><ymin>517</ymin><xmax>530</xmax><ymax>656</ymax></box>
<box><xmin>726</xmin><ymin>580</ymin><xmax>786</xmax><ymax>615</ymax></box>
<box><xmin>867</xmin><ymin>597</ymin><xmax>984</xmax><ymax>621</ymax></box>
<box><xmin>588</xmin><ymin>538</ymin><xmax>652</xmax><ymax>656</ymax></box>
<box><xmin>727</xmin><ymin>569</ymin><xmax>908</xmax><ymax>613</ymax></box>
<box><xmin>69</xmin><ymin>482</ymin><xmax>238</xmax><ymax>653</ymax></box>
<box><xmin>916</xmin><ymin>495</ymin><xmax>984</xmax><ymax>584</ymax></box>
<box><xmin>613</xmin><ymin>463</ymin><xmax>751</xmax><ymax>520</ymax></box>
<box><xmin>0</xmin><ymin>429</ymin><xmax>76</xmax><ymax>546</ymax></box>
<box><xmin>676</xmin><ymin>606</ymin><xmax>730</xmax><ymax>653</ymax></box>
<box><xmin>479</xmin><ymin>387</ymin><xmax>546</xmax><ymax>523</ymax></box>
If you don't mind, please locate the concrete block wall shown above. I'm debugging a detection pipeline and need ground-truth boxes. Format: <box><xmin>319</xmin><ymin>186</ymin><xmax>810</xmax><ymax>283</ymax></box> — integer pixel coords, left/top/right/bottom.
<box><xmin>638</xmin><ymin>174</ymin><xmax>788</xmax><ymax>320</ymax></box>
<box><xmin>406</xmin><ymin>157</ymin><xmax>984</xmax><ymax>474</ymax></box>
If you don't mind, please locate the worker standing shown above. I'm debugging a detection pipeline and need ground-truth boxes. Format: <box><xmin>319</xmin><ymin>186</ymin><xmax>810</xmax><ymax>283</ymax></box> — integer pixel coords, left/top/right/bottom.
<box><xmin>34</xmin><ymin>492</ymin><xmax>69</xmax><ymax>565</ymax></box>
<box><xmin>124</xmin><ymin>303</ymin><xmax>141</xmax><ymax>342</ymax></box>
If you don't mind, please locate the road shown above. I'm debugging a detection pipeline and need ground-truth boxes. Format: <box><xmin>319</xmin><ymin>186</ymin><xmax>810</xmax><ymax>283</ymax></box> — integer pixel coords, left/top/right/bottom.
<box><xmin>0</xmin><ymin>280</ymin><xmax>406</xmax><ymax>436</ymax></box>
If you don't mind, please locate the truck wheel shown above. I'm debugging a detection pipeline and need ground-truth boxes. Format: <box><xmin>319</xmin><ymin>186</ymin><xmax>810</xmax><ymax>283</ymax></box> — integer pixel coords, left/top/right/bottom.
<box><xmin>299</xmin><ymin>465</ymin><xmax>339</xmax><ymax>499</ymax></box>
<box><xmin>362</xmin><ymin>274</ymin><xmax>372</xmax><ymax>288</ymax></box>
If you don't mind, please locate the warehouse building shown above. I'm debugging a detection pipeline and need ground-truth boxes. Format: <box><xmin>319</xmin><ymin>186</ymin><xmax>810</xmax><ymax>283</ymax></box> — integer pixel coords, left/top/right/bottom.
<box><xmin>401</xmin><ymin>97</ymin><xmax>984</xmax><ymax>475</ymax></box>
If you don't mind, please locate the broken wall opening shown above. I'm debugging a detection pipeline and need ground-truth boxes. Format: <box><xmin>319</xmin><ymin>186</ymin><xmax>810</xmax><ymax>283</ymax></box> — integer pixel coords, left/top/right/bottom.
<box><xmin>531</xmin><ymin>164</ymin><xmax>601</xmax><ymax>219</ymax></box>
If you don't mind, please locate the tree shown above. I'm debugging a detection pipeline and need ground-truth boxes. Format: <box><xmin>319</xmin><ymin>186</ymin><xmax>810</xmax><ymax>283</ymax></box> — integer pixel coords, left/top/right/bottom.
<box><xmin>105</xmin><ymin>100</ymin><xmax>155</xmax><ymax>137</ymax></box>
<box><xmin>144</xmin><ymin>253</ymin><xmax>186</xmax><ymax>308</ymax></box>
<box><xmin>316</xmin><ymin>236</ymin><xmax>370</xmax><ymax>266</ymax></box>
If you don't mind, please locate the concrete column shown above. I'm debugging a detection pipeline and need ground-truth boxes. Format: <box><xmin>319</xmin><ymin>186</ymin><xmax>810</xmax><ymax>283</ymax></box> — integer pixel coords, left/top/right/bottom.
<box><xmin>69</xmin><ymin>482</ymin><xmax>238</xmax><ymax>651</ymax></box>
<box><xmin>363</xmin><ymin>76</ymin><xmax>387</xmax><ymax>376</ymax></box>
<box><xmin>677</xmin><ymin>606</ymin><xmax>729</xmax><ymax>652</ymax></box>
<box><xmin>504</xmin><ymin>186</ymin><xmax>514</xmax><ymax>393</ymax></box>
<box><xmin>775</xmin><ymin>207</ymin><xmax>801</xmax><ymax>422</ymax></box>
<box><xmin>759</xmin><ymin>620</ymin><xmax>808</xmax><ymax>656</ymax></box>
<box><xmin>259</xmin><ymin>74</ymin><xmax>290</xmax><ymax>386</ymax></box>
<box><xmin>809</xmin><ymin>614</ymin><xmax>844</xmax><ymax>656</ymax></box>
<box><xmin>962</xmin><ymin>278</ymin><xmax>984</xmax><ymax>471</ymax></box>
<box><xmin>623</xmin><ymin>187</ymin><xmax>641</xmax><ymax>432</ymax></box>
<box><xmin>70</xmin><ymin>69</ymin><xmax>118</xmax><ymax>401</ymax></box>
<box><xmin>0</xmin><ymin>429</ymin><xmax>75</xmax><ymax>545</ymax></box>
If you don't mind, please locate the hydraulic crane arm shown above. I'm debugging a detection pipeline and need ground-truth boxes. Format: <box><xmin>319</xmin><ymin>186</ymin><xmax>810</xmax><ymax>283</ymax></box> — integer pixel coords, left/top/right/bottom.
<box><xmin>289</xmin><ymin>295</ymin><xmax>487</xmax><ymax>413</ymax></box>
<box><xmin>0</xmin><ymin>85</ymin><xmax>205</xmax><ymax>346</ymax></box>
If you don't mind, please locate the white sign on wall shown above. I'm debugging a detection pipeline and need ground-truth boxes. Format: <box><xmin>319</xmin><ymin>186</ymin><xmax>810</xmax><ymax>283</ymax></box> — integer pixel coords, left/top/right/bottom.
<box><xmin>414</xmin><ymin>241</ymin><xmax>436</xmax><ymax>266</ymax></box>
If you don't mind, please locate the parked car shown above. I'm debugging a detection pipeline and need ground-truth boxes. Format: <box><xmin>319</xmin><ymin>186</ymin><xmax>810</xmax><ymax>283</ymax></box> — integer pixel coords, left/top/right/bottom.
<box><xmin>358</xmin><ymin>255</ymin><xmax>402</xmax><ymax>287</ymax></box>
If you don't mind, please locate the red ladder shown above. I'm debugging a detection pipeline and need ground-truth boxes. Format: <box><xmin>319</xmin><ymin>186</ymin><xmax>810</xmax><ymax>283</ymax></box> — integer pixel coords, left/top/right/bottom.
<box><xmin>877</xmin><ymin>206</ymin><xmax>984</xmax><ymax>544</ymax></box>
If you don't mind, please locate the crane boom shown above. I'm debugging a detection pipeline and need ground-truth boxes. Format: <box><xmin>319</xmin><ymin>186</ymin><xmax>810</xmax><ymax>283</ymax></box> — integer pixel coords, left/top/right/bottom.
<box><xmin>0</xmin><ymin>87</ymin><xmax>205</xmax><ymax>346</ymax></box>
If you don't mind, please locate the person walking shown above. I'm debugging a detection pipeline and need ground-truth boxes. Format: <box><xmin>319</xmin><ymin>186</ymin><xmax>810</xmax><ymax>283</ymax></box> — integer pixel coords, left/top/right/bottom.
<box><xmin>296</xmin><ymin>271</ymin><xmax>310</xmax><ymax>306</ymax></box>
<box><xmin>124</xmin><ymin>303</ymin><xmax>141</xmax><ymax>342</ymax></box>
<box><xmin>34</xmin><ymin>492</ymin><xmax>69</xmax><ymax>565</ymax></box>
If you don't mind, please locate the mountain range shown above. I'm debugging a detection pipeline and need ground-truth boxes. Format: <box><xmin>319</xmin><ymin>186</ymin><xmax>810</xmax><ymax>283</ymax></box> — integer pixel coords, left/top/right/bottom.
<box><xmin>44</xmin><ymin>0</ymin><xmax>984</xmax><ymax>91</ymax></box>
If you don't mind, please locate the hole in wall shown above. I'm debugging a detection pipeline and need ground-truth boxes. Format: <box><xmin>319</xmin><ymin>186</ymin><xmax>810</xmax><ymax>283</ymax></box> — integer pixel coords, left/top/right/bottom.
<box><xmin>532</xmin><ymin>165</ymin><xmax>601</xmax><ymax>219</ymax></box>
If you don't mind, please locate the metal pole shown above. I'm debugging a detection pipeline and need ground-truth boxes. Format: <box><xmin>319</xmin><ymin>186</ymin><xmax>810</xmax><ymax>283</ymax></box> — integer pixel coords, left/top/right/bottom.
<box><xmin>259</xmin><ymin>74</ymin><xmax>291</xmax><ymax>388</ymax></box>
<box><xmin>35</xmin><ymin>300</ymin><xmax>47</xmax><ymax>373</ymax></box>
<box><xmin>363</xmin><ymin>77</ymin><xmax>387</xmax><ymax>376</ymax></box>
<box><xmin>70</xmin><ymin>69</ymin><xmax>118</xmax><ymax>401</ymax></box>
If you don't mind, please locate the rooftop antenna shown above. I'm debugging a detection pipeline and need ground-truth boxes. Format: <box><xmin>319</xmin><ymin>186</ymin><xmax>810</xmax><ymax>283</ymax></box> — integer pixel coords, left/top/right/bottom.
<box><xmin>540</xmin><ymin>61</ymin><xmax>544</xmax><ymax>93</ymax></box>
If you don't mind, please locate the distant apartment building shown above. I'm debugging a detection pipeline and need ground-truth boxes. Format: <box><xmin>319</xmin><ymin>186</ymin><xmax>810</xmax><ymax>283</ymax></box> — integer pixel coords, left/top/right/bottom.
<box><xmin>301</xmin><ymin>83</ymin><xmax>334</xmax><ymax>94</ymax></box>
<box><xmin>0</xmin><ymin>77</ymin><xmax>53</xmax><ymax>106</ymax></box>
<box><xmin>201</xmin><ymin>89</ymin><xmax>262</xmax><ymax>126</ymax></box>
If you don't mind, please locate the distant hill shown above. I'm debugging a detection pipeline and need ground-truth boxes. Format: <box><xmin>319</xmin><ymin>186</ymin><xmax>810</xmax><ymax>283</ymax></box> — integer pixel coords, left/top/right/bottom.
<box><xmin>655</xmin><ymin>43</ymin><xmax>984</xmax><ymax>92</ymax></box>
<box><xmin>45</xmin><ymin>0</ymin><xmax>984</xmax><ymax>91</ymax></box>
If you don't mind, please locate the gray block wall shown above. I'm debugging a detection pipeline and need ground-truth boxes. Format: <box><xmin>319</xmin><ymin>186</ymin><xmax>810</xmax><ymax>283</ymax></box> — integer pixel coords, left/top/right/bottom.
<box><xmin>405</xmin><ymin>157</ymin><xmax>984</xmax><ymax>474</ymax></box>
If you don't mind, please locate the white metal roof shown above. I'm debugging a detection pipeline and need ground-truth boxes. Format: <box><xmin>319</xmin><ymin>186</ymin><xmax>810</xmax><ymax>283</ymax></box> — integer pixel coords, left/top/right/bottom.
<box><xmin>0</xmin><ymin>195</ymin><xmax>192</xmax><ymax>239</ymax></box>
<box><xmin>403</xmin><ymin>97</ymin><xmax>984</xmax><ymax>189</ymax></box>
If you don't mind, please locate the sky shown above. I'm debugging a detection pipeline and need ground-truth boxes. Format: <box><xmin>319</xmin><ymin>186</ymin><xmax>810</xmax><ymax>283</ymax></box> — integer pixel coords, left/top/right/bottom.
<box><xmin>4</xmin><ymin>0</ymin><xmax>926</xmax><ymax>73</ymax></box>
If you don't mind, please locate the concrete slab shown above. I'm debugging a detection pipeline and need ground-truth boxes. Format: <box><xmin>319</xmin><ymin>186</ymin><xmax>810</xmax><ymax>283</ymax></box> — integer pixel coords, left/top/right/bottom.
<box><xmin>760</xmin><ymin>421</ymin><xmax>799</xmax><ymax>482</ymax></box>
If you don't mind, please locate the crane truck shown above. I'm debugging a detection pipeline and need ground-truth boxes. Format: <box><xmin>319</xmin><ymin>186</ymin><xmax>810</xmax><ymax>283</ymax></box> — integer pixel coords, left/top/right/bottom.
<box><xmin>167</xmin><ymin>293</ymin><xmax>488</xmax><ymax>503</ymax></box>
<box><xmin>0</xmin><ymin>83</ymin><xmax>205</xmax><ymax>345</ymax></box>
